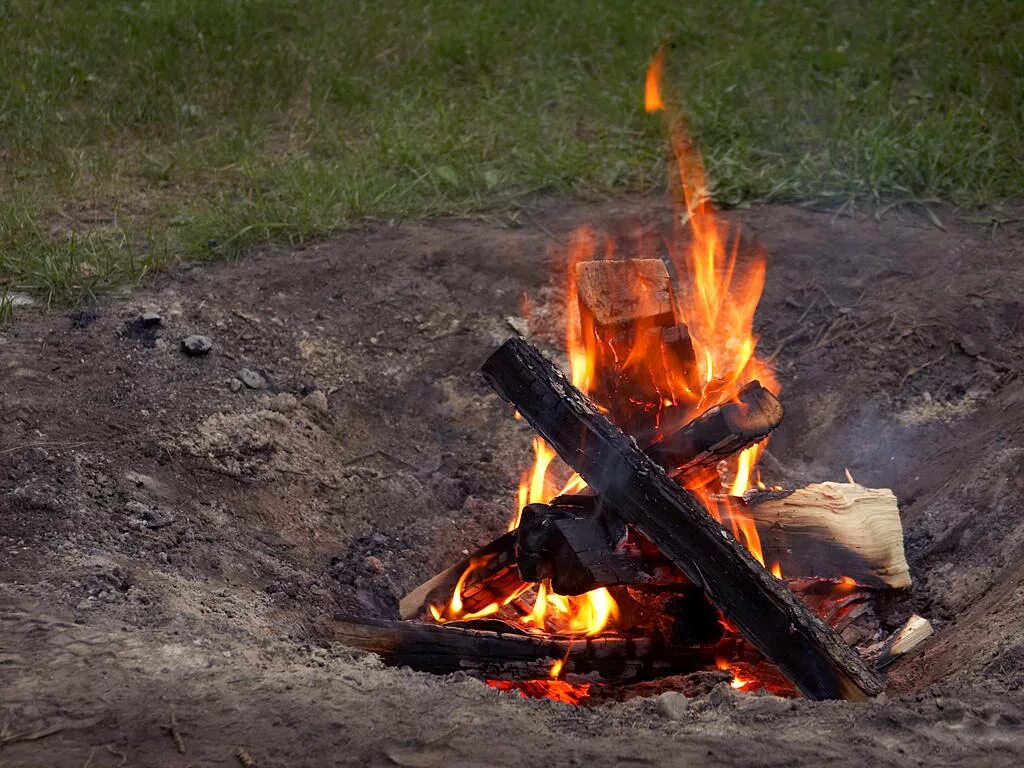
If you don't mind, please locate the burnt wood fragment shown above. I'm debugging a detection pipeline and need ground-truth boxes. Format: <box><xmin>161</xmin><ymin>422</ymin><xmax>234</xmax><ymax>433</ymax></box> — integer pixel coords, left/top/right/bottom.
<box><xmin>480</xmin><ymin>336</ymin><xmax>882</xmax><ymax>701</ymax></box>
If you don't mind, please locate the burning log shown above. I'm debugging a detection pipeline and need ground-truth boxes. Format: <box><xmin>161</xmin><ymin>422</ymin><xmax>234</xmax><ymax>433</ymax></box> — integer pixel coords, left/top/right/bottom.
<box><xmin>400</xmin><ymin>386</ymin><xmax>782</xmax><ymax>618</ymax></box>
<box><xmin>575</xmin><ymin>258</ymin><xmax>687</xmax><ymax>439</ymax></box>
<box><xmin>646</xmin><ymin>381</ymin><xmax>783</xmax><ymax>481</ymax></box>
<box><xmin>575</xmin><ymin>258</ymin><xmax>677</xmax><ymax>331</ymax></box>
<box><xmin>481</xmin><ymin>336</ymin><xmax>883</xmax><ymax>700</ymax></box>
<box><xmin>335</xmin><ymin>615</ymin><xmax>706</xmax><ymax>682</ymax></box>
<box><xmin>397</xmin><ymin>532</ymin><xmax>522</xmax><ymax>620</ymax></box>
<box><xmin>732</xmin><ymin>483</ymin><xmax>911</xmax><ymax>590</ymax></box>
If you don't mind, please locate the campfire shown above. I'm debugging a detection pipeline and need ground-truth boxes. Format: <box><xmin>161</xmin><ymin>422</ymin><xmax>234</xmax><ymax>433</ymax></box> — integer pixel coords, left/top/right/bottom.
<box><xmin>337</xmin><ymin>48</ymin><xmax>931</xmax><ymax>704</ymax></box>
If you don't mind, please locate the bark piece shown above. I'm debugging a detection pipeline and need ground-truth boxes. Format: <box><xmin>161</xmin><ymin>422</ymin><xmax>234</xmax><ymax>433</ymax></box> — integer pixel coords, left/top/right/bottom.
<box><xmin>869</xmin><ymin>614</ymin><xmax>934</xmax><ymax>669</ymax></box>
<box><xmin>481</xmin><ymin>336</ymin><xmax>883</xmax><ymax>700</ymax></box>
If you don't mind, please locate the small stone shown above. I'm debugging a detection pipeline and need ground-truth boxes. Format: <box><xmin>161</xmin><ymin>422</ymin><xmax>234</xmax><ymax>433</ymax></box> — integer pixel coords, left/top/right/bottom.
<box><xmin>707</xmin><ymin>682</ymin><xmax>739</xmax><ymax>708</ymax></box>
<box><xmin>364</xmin><ymin>556</ymin><xmax>385</xmax><ymax>574</ymax></box>
<box><xmin>139</xmin><ymin>311</ymin><xmax>162</xmax><ymax>326</ymax></box>
<box><xmin>301</xmin><ymin>390</ymin><xmax>329</xmax><ymax>413</ymax></box>
<box><xmin>238</xmin><ymin>368</ymin><xmax>266</xmax><ymax>389</ymax></box>
<box><xmin>656</xmin><ymin>691</ymin><xmax>691</xmax><ymax>720</ymax></box>
<box><xmin>229</xmin><ymin>378</ymin><xmax>243</xmax><ymax>392</ymax></box>
<box><xmin>269</xmin><ymin>393</ymin><xmax>298</xmax><ymax>413</ymax></box>
<box><xmin>181</xmin><ymin>334</ymin><xmax>213</xmax><ymax>356</ymax></box>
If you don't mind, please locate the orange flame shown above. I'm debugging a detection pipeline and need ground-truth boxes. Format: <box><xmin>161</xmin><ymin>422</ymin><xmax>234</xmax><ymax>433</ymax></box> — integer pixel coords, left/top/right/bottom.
<box><xmin>561</xmin><ymin>45</ymin><xmax>778</xmax><ymax>566</ymax></box>
<box><xmin>644</xmin><ymin>45</ymin><xmax>666</xmax><ymax>113</ymax></box>
<box><xmin>510</xmin><ymin>437</ymin><xmax>557</xmax><ymax>531</ymax></box>
<box><xmin>716</xmin><ymin>657</ymin><xmax>750</xmax><ymax>690</ymax></box>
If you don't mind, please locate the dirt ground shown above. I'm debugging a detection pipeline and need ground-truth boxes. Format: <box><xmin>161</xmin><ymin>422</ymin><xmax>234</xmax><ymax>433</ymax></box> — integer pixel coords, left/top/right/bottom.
<box><xmin>3</xmin><ymin>199</ymin><xmax>1024</xmax><ymax>767</ymax></box>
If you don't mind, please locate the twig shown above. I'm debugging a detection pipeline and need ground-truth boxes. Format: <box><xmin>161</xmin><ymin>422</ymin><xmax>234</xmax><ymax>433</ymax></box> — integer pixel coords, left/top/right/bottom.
<box><xmin>166</xmin><ymin>709</ymin><xmax>186</xmax><ymax>754</ymax></box>
<box><xmin>766</xmin><ymin>326</ymin><xmax>807</xmax><ymax>363</ymax></box>
<box><xmin>900</xmin><ymin>351</ymin><xmax>948</xmax><ymax>388</ymax></box>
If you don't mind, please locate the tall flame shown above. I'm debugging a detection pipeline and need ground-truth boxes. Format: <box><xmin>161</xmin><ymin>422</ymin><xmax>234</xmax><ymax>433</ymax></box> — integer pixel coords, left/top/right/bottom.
<box><xmin>432</xmin><ymin>44</ymin><xmax>780</xmax><ymax>652</ymax></box>
<box><xmin>555</xmin><ymin>45</ymin><xmax>778</xmax><ymax>566</ymax></box>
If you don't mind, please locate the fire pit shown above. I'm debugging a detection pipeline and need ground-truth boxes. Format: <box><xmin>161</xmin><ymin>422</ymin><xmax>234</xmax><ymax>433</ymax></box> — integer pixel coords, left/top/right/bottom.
<box><xmin>336</xmin><ymin>49</ymin><xmax>931</xmax><ymax>704</ymax></box>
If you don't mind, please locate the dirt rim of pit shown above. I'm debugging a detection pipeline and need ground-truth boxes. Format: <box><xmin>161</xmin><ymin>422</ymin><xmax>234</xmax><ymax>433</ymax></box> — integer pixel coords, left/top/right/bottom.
<box><xmin>2</xmin><ymin>198</ymin><xmax>1024</xmax><ymax>767</ymax></box>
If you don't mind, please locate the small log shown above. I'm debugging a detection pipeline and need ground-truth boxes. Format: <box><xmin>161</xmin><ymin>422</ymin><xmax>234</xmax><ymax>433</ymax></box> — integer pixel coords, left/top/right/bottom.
<box><xmin>646</xmin><ymin>381</ymin><xmax>783</xmax><ymax>480</ymax></box>
<box><xmin>334</xmin><ymin>615</ymin><xmax>707</xmax><ymax>682</ymax></box>
<box><xmin>737</xmin><ymin>482</ymin><xmax>911</xmax><ymax>589</ymax></box>
<box><xmin>516</xmin><ymin>500</ymin><xmax>678</xmax><ymax>595</ymax></box>
<box><xmin>481</xmin><ymin>336</ymin><xmax>883</xmax><ymax>700</ymax></box>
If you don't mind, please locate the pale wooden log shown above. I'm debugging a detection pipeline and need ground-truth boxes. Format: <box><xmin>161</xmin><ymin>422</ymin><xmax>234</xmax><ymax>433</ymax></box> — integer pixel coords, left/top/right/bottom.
<box><xmin>575</xmin><ymin>258</ymin><xmax>676</xmax><ymax>330</ymax></box>
<box><xmin>735</xmin><ymin>482</ymin><xmax>911</xmax><ymax>590</ymax></box>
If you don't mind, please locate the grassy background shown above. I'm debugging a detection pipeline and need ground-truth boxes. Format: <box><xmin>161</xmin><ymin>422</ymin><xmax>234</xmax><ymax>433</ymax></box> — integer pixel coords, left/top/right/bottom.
<box><xmin>1</xmin><ymin>0</ymin><xmax>1022</xmax><ymax>308</ymax></box>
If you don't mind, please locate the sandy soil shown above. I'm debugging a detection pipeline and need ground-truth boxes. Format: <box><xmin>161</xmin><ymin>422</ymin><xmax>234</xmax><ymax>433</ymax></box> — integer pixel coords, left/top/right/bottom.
<box><xmin>2</xmin><ymin>199</ymin><xmax>1024</xmax><ymax>767</ymax></box>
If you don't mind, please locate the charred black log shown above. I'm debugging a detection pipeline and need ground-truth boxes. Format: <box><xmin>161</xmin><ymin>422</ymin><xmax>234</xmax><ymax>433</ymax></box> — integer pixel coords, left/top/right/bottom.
<box><xmin>481</xmin><ymin>336</ymin><xmax>882</xmax><ymax>701</ymax></box>
<box><xmin>335</xmin><ymin>615</ymin><xmax>710</xmax><ymax>682</ymax></box>
<box><xmin>515</xmin><ymin>501</ymin><xmax>666</xmax><ymax>595</ymax></box>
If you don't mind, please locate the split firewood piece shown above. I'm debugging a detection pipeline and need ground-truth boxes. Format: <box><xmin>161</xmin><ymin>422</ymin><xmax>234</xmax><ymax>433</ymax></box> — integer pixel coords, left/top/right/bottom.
<box><xmin>334</xmin><ymin>615</ymin><xmax>706</xmax><ymax>682</ymax></box>
<box><xmin>575</xmin><ymin>259</ymin><xmax>684</xmax><ymax>440</ymax></box>
<box><xmin>575</xmin><ymin>258</ymin><xmax>677</xmax><ymax>331</ymax></box>
<box><xmin>481</xmin><ymin>336</ymin><xmax>883</xmax><ymax>701</ymax></box>
<box><xmin>397</xmin><ymin>531</ymin><xmax>522</xmax><ymax>620</ymax></box>
<box><xmin>646</xmin><ymin>381</ymin><xmax>783</xmax><ymax>480</ymax></box>
<box><xmin>735</xmin><ymin>483</ymin><xmax>911</xmax><ymax>589</ymax></box>
<box><xmin>867</xmin><ymin>614</ymin><xmax>934</xmax><ymax>669</ymax></box>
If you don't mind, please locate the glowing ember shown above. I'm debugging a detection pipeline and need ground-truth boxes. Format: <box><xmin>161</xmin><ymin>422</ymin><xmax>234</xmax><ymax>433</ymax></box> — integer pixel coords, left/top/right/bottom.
<box><xmin>486</xmin><ymin>678</ymin><xmax>592</xmax><ymax>705</ymax></box>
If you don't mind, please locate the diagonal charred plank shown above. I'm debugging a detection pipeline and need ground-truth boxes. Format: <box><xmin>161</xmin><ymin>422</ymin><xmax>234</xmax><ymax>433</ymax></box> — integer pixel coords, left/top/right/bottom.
<box><xmin>480</xmin><ymin>336</ymin><xmax>882</xmax><ymax>701</ymax></box>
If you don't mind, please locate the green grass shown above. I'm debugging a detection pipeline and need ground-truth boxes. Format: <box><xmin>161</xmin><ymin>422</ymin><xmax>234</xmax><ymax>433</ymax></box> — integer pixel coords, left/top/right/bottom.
<box><xmin>1</xmin><ymin>0</ymin><xmax>1022</xmax><ymax>308</ymax></box>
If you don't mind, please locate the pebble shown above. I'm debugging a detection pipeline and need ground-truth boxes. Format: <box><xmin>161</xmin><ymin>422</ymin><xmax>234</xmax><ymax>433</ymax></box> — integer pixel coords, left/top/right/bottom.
<box><xmin>238</xmin><ymin>368</ymin><xmax>266</xmax><ymax>389</ymax></box>
<box><xmin>364</xmin><ymin>555</ymin><xmax>385</xmax><ymax>574</ymax></box>
<box><xmin>139</xmin><ymin>311</ymin><xmax>163</xmax><ymax>326</ymax></box>
<box><xmin>229</xmin><ymin>378</ymin><xmax>243</xmax><ymax>392</ymax></box>
<box><xmin>301</xmin><ymin>390</ymin><xmax>329</xmax><ymax>413</ymax></box>
<box><xmin>181</xmin><ymin>334</ymin><xmax>213</xmax><ymax>356</ymax></box>
<box><xmin>656</xmin><ymin>691</ymin><xmax>691</xmax><ymax>720</ymax></box>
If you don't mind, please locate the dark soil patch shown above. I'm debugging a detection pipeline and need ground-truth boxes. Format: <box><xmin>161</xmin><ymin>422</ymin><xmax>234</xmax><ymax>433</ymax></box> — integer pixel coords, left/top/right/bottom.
<box><xmin>2</xmin><ymin>200</ymin><xmax>1024</xmax><ymax>767</ymax></box>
